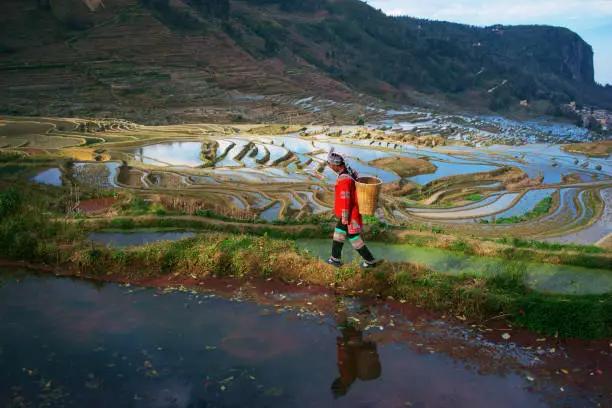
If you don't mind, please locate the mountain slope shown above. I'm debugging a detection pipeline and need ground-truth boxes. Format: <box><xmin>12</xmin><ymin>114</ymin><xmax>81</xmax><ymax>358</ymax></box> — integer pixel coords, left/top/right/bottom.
<box><xmin>0</xmin><ymin>0</ymin><xmax>610</xmax><ymax>123</ymax></box>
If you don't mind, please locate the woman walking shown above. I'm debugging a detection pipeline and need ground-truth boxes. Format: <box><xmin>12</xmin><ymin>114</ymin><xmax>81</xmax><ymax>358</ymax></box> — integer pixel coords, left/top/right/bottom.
<box><xmin>326</xmin><ymin>151</ymin><xmax>381</xmax><ymax>268</ymax></box>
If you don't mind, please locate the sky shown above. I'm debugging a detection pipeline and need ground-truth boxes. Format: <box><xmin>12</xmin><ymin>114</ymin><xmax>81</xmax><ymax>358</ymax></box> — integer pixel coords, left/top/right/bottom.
<box><xmin>366</xmin><ymin>0</ymin><xmax>612</xmax><ymax>85</ymax></box>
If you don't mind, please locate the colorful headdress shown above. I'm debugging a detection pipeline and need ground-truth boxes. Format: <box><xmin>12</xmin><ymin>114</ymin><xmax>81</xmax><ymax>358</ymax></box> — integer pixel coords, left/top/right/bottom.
<box><xmin>327</xmin><ymin>148</ymin><xmax>345</xmax><ymax>166</ymax></box>
<box><xmin>326</xmin><ymin>148</ymin><xmax>358</xmax><ymax>180</ymax></box>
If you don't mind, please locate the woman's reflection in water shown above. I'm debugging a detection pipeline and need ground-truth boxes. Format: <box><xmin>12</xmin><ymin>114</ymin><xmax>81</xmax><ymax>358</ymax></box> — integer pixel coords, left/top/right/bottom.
<box><xmin>331</xmin><ymin>300</ymin><xmax>382</xmax><ymax>398</ymax></box>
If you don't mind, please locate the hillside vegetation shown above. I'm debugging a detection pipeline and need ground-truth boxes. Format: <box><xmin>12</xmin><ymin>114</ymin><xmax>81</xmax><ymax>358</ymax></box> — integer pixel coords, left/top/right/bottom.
<box><xmin>1</xmin><ymin>0</ymin><xmax>611</xmax><ymax>122</ymax></box>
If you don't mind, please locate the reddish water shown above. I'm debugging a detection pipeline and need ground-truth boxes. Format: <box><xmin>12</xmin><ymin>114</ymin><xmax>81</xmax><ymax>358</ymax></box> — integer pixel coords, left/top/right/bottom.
<box><xmin>0</xmin><ymin>268</ymin><xmax>609</xmax><ymax>407</ymax></box>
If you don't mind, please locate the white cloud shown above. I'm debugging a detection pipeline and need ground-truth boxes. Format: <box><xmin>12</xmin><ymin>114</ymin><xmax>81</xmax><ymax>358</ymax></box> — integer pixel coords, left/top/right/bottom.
<box><xmin>387</xmin><ymin>8</ymin><xmax>408</xmax><ymax>16</ymax></box>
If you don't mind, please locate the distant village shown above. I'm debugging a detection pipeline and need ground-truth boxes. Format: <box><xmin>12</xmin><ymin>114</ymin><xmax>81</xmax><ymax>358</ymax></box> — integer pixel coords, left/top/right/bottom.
<box><xmin>562</xmin><ymin>102</ymin><xmax>610</xmax><ymax>133</ymax></box>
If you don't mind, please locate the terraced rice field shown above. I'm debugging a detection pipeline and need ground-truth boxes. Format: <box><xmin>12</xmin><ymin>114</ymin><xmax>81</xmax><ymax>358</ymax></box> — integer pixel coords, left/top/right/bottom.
<box><xmin>2</xmin><ymin>116</ymin><xmax>610</xmax><ymax>246</ymax></box>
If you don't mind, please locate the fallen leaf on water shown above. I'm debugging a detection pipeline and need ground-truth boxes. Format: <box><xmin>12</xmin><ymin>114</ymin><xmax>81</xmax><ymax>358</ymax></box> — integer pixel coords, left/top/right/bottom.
<box><xmin>501</xmin><ymin>333</ymin><xmax>511</xmax><ymax>340</ymax></box>
<box><xmin>560</xmin><ymin>369</ymin><xmax>569</xmax><ymax>375</ymax></box>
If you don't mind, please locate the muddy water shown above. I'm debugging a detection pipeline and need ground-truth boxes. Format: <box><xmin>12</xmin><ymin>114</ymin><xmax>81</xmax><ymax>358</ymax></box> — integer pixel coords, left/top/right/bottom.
<box><xmin>0</xmin><ymin>269</ymin><xmax>609</xmax><ymax>407</ymax></box>
<box><xmin>297</xmin><ymin>239</ymin><xmax>612</xmax><ymax>295</ymax></box>
<box><xmin>260</xmin><ymin>202</ymin><xmax>282</xmax><ymax>221</ymax></box>
<box><xmin>31</xmin><ymin>168</ymin><xmax>62</xmax><ymax>186</ymax></box>
<box><xmin>409</xmin><ymin>161</ymin><xmax>499</xmax><ymax>185</ymax></box>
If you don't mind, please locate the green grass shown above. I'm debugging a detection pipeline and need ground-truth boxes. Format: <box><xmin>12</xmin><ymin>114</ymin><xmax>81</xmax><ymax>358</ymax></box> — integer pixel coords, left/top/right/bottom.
<box><xmin>390</xmin><ymin>262</ymin><xmax>612</xmax><ymax>338</ymax></box>
<box><xmin>465</xmin><ymin>193</ymin><xmax>484</xmax><ymax>201</ymax></box>
<box><xmin>123</xmin><ymin>198</ymin><xmax>166</xmax><ymax>216</ymax></box>
<box><xmin>0</xmin><ymin>150</ymin><xmax>25</xmax><ymax>163</ymax></box>
<box><xmin>497</xmin><ymin>237</ymin><xmax>605</xmax><ymax>254</ymax></box>
<box><xmin>494</xmin><ymin>196</ymin><xmax>553</xmax><ymax>224</ymax></box>
<box><xmin>0</xmin><ymin>188</ymin><xmax>85</xmax><ymax>261</ymax></box>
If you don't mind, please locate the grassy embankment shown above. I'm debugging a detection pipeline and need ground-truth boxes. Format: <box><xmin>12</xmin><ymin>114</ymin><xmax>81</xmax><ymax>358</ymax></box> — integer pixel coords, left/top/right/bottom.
<box><xmin>561</xmin><ymin>140</ymin><xmax>612</xmax><ymax>158</ymax></box>
<box><xmin>99</xmin><ymin>197</ymin><xmax>611</xmax><ymax>269</ymax></box>
<box><xmin>1</xmin><ymin>187</ymin><xmax>611</xmax><ymax>339</ymax></box>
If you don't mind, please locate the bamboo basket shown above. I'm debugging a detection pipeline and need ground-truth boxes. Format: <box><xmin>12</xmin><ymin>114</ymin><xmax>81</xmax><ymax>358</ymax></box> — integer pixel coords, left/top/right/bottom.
<box><xmin>355</xmin><ymin>176</ymin><xmax>381</xmax><ymax>216</ymax></box>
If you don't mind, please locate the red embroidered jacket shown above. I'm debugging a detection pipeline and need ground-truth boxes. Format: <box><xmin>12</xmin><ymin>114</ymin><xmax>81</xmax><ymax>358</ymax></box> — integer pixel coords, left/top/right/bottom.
<box><xmin>334</xmin><ymin>172</ymin><xmax>363</xmax><ymax>234</ymax></box>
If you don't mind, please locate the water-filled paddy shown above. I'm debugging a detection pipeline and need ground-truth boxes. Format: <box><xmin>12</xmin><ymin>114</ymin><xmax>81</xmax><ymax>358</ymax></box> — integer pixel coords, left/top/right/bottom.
<box><xmin>543</xmin><ymin>188</ymin><xmax>612</xmax><ymax>245</ymax></box>
<box><xmin>32</xmin><ymin>162</ymin><xmax>121</xmax><ymax>188</ymax></box>
<box><xmin>260</xmin><ymin>202</ymin><xmax>282</xmax><ymax>220</ymax></box>
<box><xmin>487</xmin><ymin>189</ymin><xmax>556</xmax><ymax>220</ymax></box>
<box><xmin>410</xmin><ymin>193</ymin><xmax>519</xmax><ymax>220</ymax></box>
<box><xmin>2</xmin><ymin>271</ymin><xmax>606</xmax><ymax>407</ymax></box>
<box><xmin>32</xmin><ymin>168</ymin><xmax>62</xmax><ymax>186</ymax></box>
<box><xmin>133</xmin><ymin>142</ymin><xmax>204</xmax><ymax>167</ymax></box>
<box><xmin>10</xmin><ymin>116</ymin><xmax>612</xmax><ymax>247</ymax></box>
<box><xmin>409</xmin><ymin>161</ymin><xmax>499</xmax><ymax>185</ymax></box>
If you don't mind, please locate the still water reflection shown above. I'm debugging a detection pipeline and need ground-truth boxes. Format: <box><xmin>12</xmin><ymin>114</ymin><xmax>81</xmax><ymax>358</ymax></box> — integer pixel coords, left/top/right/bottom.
<box><xmin>0</xmin><ymin>269</ymin><xmax>608</xmax><ymax>407</ymax></box>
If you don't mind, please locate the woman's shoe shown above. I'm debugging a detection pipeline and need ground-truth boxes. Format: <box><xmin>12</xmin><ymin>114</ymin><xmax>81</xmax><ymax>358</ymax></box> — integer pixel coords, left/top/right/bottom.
<box><xmin>360</xmin><ymin>260</ymin><xmax>382</xmax><ymax>269</ymax></box>
<box><xmin>326</xmin><ymin>258</ymin><xmax>343</xmax><ymax>267</ymax></box>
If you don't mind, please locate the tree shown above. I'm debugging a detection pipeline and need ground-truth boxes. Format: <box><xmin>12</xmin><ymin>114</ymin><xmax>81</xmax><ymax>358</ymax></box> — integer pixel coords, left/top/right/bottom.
<box><xmin>585</xmin><ymin>116</ymin><xmax>603</xmax><ymax>133</ymax></box>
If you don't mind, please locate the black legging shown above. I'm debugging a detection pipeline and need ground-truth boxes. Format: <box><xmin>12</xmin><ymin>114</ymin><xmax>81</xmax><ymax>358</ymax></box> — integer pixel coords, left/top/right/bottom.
<box><xmin>331</xmin><ymin>219</ymin><xmax>375</xmax><ymax>263</ymax></box>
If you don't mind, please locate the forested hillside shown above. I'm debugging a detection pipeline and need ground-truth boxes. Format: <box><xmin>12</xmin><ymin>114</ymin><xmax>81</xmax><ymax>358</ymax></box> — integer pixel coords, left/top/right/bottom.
<box><xmin>1</xmin><ymin>0</ymin><xmax>610</xmax><ymax>122</ymax></box>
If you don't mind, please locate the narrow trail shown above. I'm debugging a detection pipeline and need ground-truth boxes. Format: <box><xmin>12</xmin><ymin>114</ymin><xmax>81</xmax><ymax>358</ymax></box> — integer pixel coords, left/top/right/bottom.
<box><xmin>59</xmin><ymin>214</ymin><xmax>321</xmax><ymax>233</ymax></box>
<box><xmin>60</xmin><ymin>214</ymin><xmax>612</xmax><ymax>266</ymax></box>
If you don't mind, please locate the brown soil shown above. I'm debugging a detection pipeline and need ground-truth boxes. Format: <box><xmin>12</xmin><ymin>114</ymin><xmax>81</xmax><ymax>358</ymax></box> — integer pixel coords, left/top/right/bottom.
<box><xmin>597</xmin><ymin>234</ymin><xmax>612</xmax><ymax>250</ymax></box>
<box><xmin>381</xmin><ymin>180</ymin><xmax>418</xmax><ymax>196</ymax></box>
<box><xmin>22</xmin><ymin>148</ymin><xmax>46</xmax><ymax>155</ymax></box>
<box><xmin>562</xmin><ymin>173</ymin><xmax>583</xmax><ymax>184</ymax></box>
<box><xmin>60</xmin><ymin>148</ymin><xmax>111</xmax><ymax>162</ymax></box>
<box><xmin>370</xmin><ymin>156</ymin><xmax>436</xmax><ymax>178</ymax></box>
<box><xmin>562</xmin><ymin>141</ymin><xmax>612</xmax><ymax>158</ymax></box>
<box><xmin>78</xmin><ymin>197</ymin><xmax>118</xmax><ymax>215</ymax></box>
<box><xmin>503</xmin><ymin>168</ymin><xmax>542</xmax><ymax>191</ymax></box>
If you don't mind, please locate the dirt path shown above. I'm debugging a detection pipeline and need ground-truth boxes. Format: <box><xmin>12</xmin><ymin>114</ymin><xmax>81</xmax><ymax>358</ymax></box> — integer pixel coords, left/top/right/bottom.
<box><xmin>58</xmin><ymin>214</ymin><xmax>612</xmax><ymax>267</ymax></box>
<box><xmin>61</xmin><ymin>214</ymin><xmax>322</xmax><ymax>233</ymax></box>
